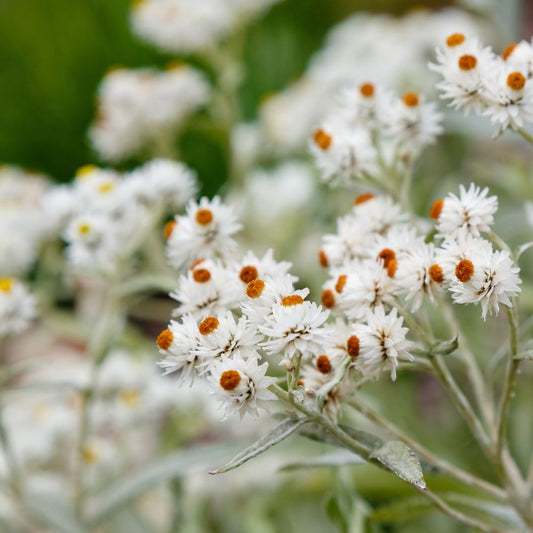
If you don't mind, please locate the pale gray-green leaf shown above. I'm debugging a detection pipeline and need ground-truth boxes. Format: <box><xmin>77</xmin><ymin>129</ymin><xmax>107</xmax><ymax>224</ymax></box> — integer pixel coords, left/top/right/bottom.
<box><xmin>515</xmin><ymin>241</ymin><xmax>533</xmax><ymax>259</ymax></box>
<box><xmin>210</xmin><ymin>416</ymin><xmax>310</xmax><ymax>474</ymax></box>
<box><xmin>369</xmin><ymin>441</ymin><xmax>426</xmax><ymax>490</ymax></box>
<box><xmin>88</xmin><ymin>443</ymin><xmax>237</xmax><ymax>525</ymax></box>
<box><xmin>25</xmin><ymin>492</ymin><xmax>83</xmax><ymax>533</ymax></box>
<box><xmin>430</xmin><ymin>335</ymin><xmax>458</xmax><ymax>356</ymax></box>
<box><xmin>279</xmin><ymin>450</ymin><xmax>365</xmax><ymax>471</ymax></box>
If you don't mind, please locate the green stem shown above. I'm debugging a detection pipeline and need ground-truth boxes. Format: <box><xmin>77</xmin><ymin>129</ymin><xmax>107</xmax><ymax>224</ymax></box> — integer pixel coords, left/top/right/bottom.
<box><xmin>495</xmin><ymin>308</ymin><xmax>520</xmax><ymax>459</ymax></box>
<box><xmin>269</xmin><ymin>384</ymin><xmax>508</xmax><ymax>533</ymax></box>
<box><xmin>347</xmin><ymin>396</ymin><xmax>505</xmax><ymax>500</ymax></box>
<box><xmin>516</xmin><ymin>127</ymin><xmax>533</xmax><ymax>145</ymax></box>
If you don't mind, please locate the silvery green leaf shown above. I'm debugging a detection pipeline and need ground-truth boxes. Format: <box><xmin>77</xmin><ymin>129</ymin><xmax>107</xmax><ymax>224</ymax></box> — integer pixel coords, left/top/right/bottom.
<box><xmin>369</xmin><ymin>441</ymin><xmax>426</xmax><ymax>490</ymax></box>
<box><xmin>25</xmin><ymin>492</ymin><xmax>83</xmax><ymax>533</ymax></box>
<box><xmin>279</xmin><ymin>450</ymin><xmax>365</xmax><ymax>471</ymax></box>
<box><xmin>430</xmin><ymin>335</ymin><xmax>458</xmax><ymax>356</ymax></box>
<box><xmin>210</xmin><ymin>416</ymin><xmax>310</xmax><ymax>474</ymax></box>
<box><xmin>88</xmin><ymin>443</ymin><xmax>237</xmax><ymax>525</ymax></box>
<box><xmin>515</xmin><ymin>241</ymin><xmax>533</xmax><ymax>259</ymax></box>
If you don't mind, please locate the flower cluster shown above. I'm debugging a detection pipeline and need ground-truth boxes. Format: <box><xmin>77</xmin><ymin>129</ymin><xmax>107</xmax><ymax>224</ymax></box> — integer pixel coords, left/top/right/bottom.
<box><xmin>89</xmin><ymin>66</ymin><xmax>209</xmax><ymax>161</ymax></box>
<box><xmin>432</xmin><ymin>33</ymin><xmax>533</xmax><ymax>134</ymax></box>
<box><xmin>259</xmin><ymin>8</ymin><xmax>485</xmax><ymax>151</ymax></box>
<box><xmin>131</xmin><ymin>0</ymin><xmax>282</xmax><ymax>54</ymax></box>
<box><xmin>45</xmin><ymin>159</ymin><xmax>197</xmax><ymax>273</ymax></box>
<box><xmin>310</xmin><ymin>83</ymin><xmax>442</xmax><ymax>186</ymax></box>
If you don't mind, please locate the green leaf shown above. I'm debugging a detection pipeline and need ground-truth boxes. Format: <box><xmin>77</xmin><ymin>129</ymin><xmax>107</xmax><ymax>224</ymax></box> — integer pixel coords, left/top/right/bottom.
<box><xmin>430</xmin><ymin>335</ymin><xmax>458</xmax><ymax>356</ymax></box>
<box><xmin>210</xmin><ymin>416</ymin><xmax>310</xmax><ymax>475</ymax></box>
<box><xmin>88</xmin><ymin>443</ymin><xmax>237</xmax><ymax>526</ymax></box>
<box><xmin>279</xmin><ymin>450</ymin><xmax>365</xmax><ymax>471</ymax></box>
<box><xmin>326</xmin><ymin>497</ymin><xmax>348</xmax><ymax>533</ymax></box>
<box><xmin>369</xmin><ymin>441</ymin><xmax>426</xmax><ymax>490</ymax></box>
<box><xmin>515</xmin><ymin>241</ymin><xmax>533</xmax><ymax>259</ymax></box>
<box><xmin>25</xmin><ymin>492</ymin><xmax>83</xmax><ymax>533</ymax></box>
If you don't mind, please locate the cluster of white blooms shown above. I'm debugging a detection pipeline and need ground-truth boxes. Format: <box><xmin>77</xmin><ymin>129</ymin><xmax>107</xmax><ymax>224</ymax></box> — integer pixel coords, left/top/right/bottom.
<box><xmin>0</xmin><ymin>277</ymin><xmax>36</xmax><ymax>336</ymax></box>
<box><xmin>0</xmin><ymin>165</ymin><xmax>52</xmax><ymax>276</ymax></box>
<box><xmin>158</xmin><ymin>197</ymin><xmax>344</xmax><ymax>419</ymax></box>
<box><xmin>0</xmin><ymin>350</ymin><xmax>186</xmax><ymax>488</ymax></box>
<box><xmin>44</xmin><ymin>159</ymin><xmax>197</xmax><ymax>273</ymax></box>
<box><xmin>260</xmin><ymin>8</ymin><xmax>487</xmax><ymax>151</ymax></box>
<box><xmin>310</xmin><ymin>83</ymin><xmax>442</xmax><ymax>185</ymax></box>
<box><xmin>318</xmin><ymin>183</ymin><xmax>521</xmax><ymax>379</ymax></box>
<box><xmin>89</xmin><ymin>66</ymin><xmax>209</xmax><ymax>161</ymax></box>
<box><xmin>131</xmin><ymin>0</ymin><xmax>282</xmax><ymax>54</ymax></box>
<box><xmin>432</xmin><ymin>33</ymin><xmax>533</xmax><ymax>134</ymax></box>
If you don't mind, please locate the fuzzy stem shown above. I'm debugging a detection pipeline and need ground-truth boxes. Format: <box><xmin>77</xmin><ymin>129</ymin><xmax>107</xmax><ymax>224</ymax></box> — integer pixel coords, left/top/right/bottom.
<box><xmin>517</xmin><ymin>127</ymin><xmax>533</xmax><ymax>145</ymax></box>
<box><xmin>347</xmin><ymin>396</ymin><xmax>505</xmax><ymax>500</ymax></box>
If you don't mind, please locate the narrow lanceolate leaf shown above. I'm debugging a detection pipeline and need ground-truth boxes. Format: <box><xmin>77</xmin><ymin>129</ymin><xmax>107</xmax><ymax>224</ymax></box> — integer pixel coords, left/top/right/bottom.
<box><xmin>430</xmin><ymin>335</ymin><xmax>458</xmax><ymax>356</ymax></box>
<box><xmin>210</xmin><ymin>416</ymin><xmax>311</xmax><ymax>475</ymax></box>
<box><xmin>369</xmin><ymin>441</ymin><xmax>426</xmax><ymax>490</ymax></box>
<box><xmin>279</xmin><ymin>450</ymin><xmax>365</xmax><ymax>471</ymax></box>
<box><xmin>515</xmin><ymin>241</ymin><xmax>533</xmax><ymax>259</ymax></box>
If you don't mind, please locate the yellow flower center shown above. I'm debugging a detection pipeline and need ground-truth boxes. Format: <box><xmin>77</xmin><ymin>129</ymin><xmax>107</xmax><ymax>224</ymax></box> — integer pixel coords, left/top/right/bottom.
<box><xmin>455</xmin><ymin>259</ymin><xmax>474</xmax><ymax>282</ymax></box>
<box><xmin>430</xmin><ymin>199</ymin><xmax>444</xmax><ymax>219</ymax></box>
<box><xmin>120</xmin><ymin>389</ymin><xmax>140</xmax><ymax>407</ymax></box>
<box><xmin>76</xmin><ymin>164</ymin><xmax>98</xmax><ymax>178</ymax></box>
<box><xmin>281</xmin><ymin>295</ymin><xmax>304</xmax><ymax>306</ymax></box>
<box><xmin>402</xmin><ymin>92</ymin><xmax>419</xmax><ymax>107</ymax></box>
<box><xmin>163</xmin><ymin>220</ymin><xmax>177</xmax><ymax>239</ymax></box>
<box><xmin>0</xmin><ymin>278</ymin><xmax>13</xmax><ymax>293</ymax></box>
<box><xmin>507</xmin><ymin>72</ymin><xmax>526</xmax><ymax>91</ymax></box>
<box><xmin>359</xmin><ymin>82</ymin><xmax>375</xmax><ymax>97</ymax></box>
<box><xmin>313</xmin><ymin>129</ymin><xmax>332</xmax><ymax>150</ymax></box>
<box><xmin>156</xmin><ymin>329</ymin><xmax>173</xmax><ymax>350</ymax></box>
<box><xmin>429</xmin><ymin>264</ymin><xmax>444</xmax><ymax>283</ymax></box>
<box><xmin>446</xmin><ymin>33</ymin><xmax>465</xmax><ymax>47</ymax></box>
<box><xmin>196</xmin><ymin>208</ymin><xmax>213</xmax><ymax>226</ymax></box>
<box><xmin>199</xmin><ymin>316</ymin><xmax>219</xmax><ymax>335</ymax></box>
<box><xmin>502</xmin><ymin>43</ymin><xmax>517</xmax><ymax>61</ymax></box>
<box><xmin>458</xmin><ymin>54</ymin><xmax>477</xmax><ymax>71</ymax></box>
<box><xmin>246</xmin><ymin>279</ymin><xmax>265</xmax><ymax>298</ymax></box>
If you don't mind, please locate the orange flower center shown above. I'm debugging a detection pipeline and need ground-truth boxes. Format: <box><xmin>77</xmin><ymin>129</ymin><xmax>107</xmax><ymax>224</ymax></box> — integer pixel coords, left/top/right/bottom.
<box><xmin>219</xmin><ymin>370</ymin><xmax>241</xmax><ymax>391</ymax></box>
<box><xmin>239</xmin><ymin>265</ymin><xmax>258</xmax><ymax>284</ymax></box>
<box><xmin>347</xmin><ymin>335</ymin><xmax>360</xmax><ymax>358</ymax></box>
<box><xmin>246</xmin><ymin>279</ymin><xmax>265</xmax><ymax>298</ymax></box>
<box><xmin>199</xmin><ymin>316</ymin><xmax>219</xmax><ymax>335</ymax></box>
<box><xmin>335</xmin><ymin>274</ymin><xmax>347</xmax><ymax>294</ymax></box>
<box><xmin>387</xmin><ymin>258</ymin><xmax>398</xmax><ymax>278</ymax></box>
<box><xmin>318</xmin><ymin>250</ymin><xmax>329</xmax><ymax>268</ymax></box>
<box><xmin>316</xmin><ymin>355</ymin><xmax>332</xmax><ymax>374</ymax></box>
<box><xmin>403</xmin><ymin>92</ymin><xmax>419</xmax><ymax>107</ymax></box>
<box><xmin>156</xmin><ymin>329</ymin><xmax>173</xmax><ymax>350</ymax></box>
<box><xmin>163</xmin><ymin>220</ymin><xmax>176</xmax><ymax>239</ymax></box>
<box><xmin>507</xmin><ymin>71</ymin><xmax>526</xmax><ymax>91</ymax></box>
<box><xmin>378</xmin><ymin>248</ymin><xmax>396</xmax><ymax>268</ymax></box>
<box><xmin>429</xmin><ymin>264</ymin><xmax>444</xmax><ymax>283</ymax></box>
<box><xmin>455</xmin><ymin>259</ymin><xmax>474</xmax><ymax>282</ymax></box>
<box><xmin>282</xmin><ymin>294</ymin><xmax>304</xmax><ymax>306</ymax></box>
<box><xmin>313</xmin><ymin>129</ymin><xmax>332</xmax><ymax>150</ymax></box>
<box><xmin>189</xmin><ymin>258</ymin><xmax>205</xmax><ymax>270</ymax></box>
<box><xmin>196</xmin><ymin>208</ymin><xmax>213</xmax><ymax>225</ymax></box>
<box><xmin>430</xmin><ymin>198</ymin><xmax>444</xmax><ymax>219</ymax></box>
<box><xmin>354</xmin><ymin>192</ymin><xmax>374</xmax><ymax>205</ymax></box>
<box><xmin>446</xmin><ymin>33</ymin><xmax>465</xmax><ymax>47</ymax></box>
<box><xmin>193</xmin><ymin>268</ymin><xmax>211</xmax><ymax>283</ymax></box>
<box><xmin>321</xmin><ymin>289</ymin><xmax>335</xmax><ymax>308</ymax></box>
<box><xmin>458</xmin><ymin>54</ymin><xmax>477</xmax><ymax>71</ymax></box>
<box><xmin>360</xmin><ymin>82</ymin><xmax>374</xmax><ymax>97</ymax></box>
<box><xmin>502</xmin><ymin>43</ymin><xmax>517</xmax><ymax>60</ymax></box>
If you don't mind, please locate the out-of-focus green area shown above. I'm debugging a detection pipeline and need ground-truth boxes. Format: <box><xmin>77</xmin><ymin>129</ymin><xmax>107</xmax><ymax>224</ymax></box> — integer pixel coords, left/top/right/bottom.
<box><xmin>0</xmin><ymin>0</ymin><xmax>452</xmax><ymax>187</ymax></box>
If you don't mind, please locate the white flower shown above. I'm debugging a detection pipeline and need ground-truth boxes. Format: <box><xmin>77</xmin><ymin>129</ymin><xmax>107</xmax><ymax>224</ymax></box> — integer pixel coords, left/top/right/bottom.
<box><xmin>127</xmin><ymin>158</ymin><xmax>197</xmax><ymax>209</ymax></box>
<box><xmin>167</xmin><ymin>197</ymin><xmax>242</xmax><ymax>269</ymax></box>
<box><xmin>260</xmin><ymin>297</ymin><xmax>332</xmax><ymax>359</ymax></box>
<box><xmin>310</xmin><ymin>121</ymin><xmax>377</xmax><ymax>186</ymax></box>
<box><xmin>0</xmin><ymin>278</ymin><xmax>37</xmax><ymax>336</ymax></box>
<box><xmin>207</xmin><ymin>354</ymin><xmax>276</xmax><ymax>420</ymax></box>
<box><xmin>394</xmin><ymin>243</ymin><xmax>444</xmax><ymax>311</ymax></box>
<box><xmin>233</xmin><ymin>249</ymin><xmax>294</xmax><ymax>287</ymax></box>
<box><xmin>502</xmin><ymin>40</ymin><xmax>533</xmax><ymax>79</ymax></box>
<box><xmin>483</xmin><ymin>66</ymin><xmax>533</xmax><ymax>132</ymax></box>
<box><xmin>447</xmin><ymin>247</ymin><xmax>521</xmax><ymax>320</ymax></box>
<box><xmin>89</xmin><ymin>66</ymin><xmax>209</xmax><ymax>161</ymax></box>
<box><xmin>157</xmin><ymin>314</ymin><xmax>202</xmax><ymax>386</ymax></box>
<box><xmin>431</xmin><ymin>35</ymin><xmax>496</xmax><ymax>115</ymax></box>
<box><xmin>434</xmin><ymin>183</ymin><xmax>498</xmax><ymax>238</ymax></box>
<box><xmin>387</xmin><ymin>92</ymin><xmax>443</xmax><ymax>151</ymax></box>
<box><xmin>434</xmin><ymin>229</ymin><xmax>493</xmax><ymax>282</ymax></box>
<box><xmin>353</xmin><ymin>305</ymin><xmax>413</xmax><ymax>381</ymax></box>
<box><xmin>340</xmin><ymin>260</ymin><xmax>396</xmax><ymax>321</ymax></box>
<box><xmin>170</xmin><ymin>259</ymin><xmax>241</xmax><ymax>319</ymax></box>
<box><xmin>194</xmin><ymin>311</ymin><xmax>261</xmax><ymax>369</ymax></box>
<box><xmin>131</xmin><ymin>0</ymin><xmax>234</xmax><ymax>54</ymax></box>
